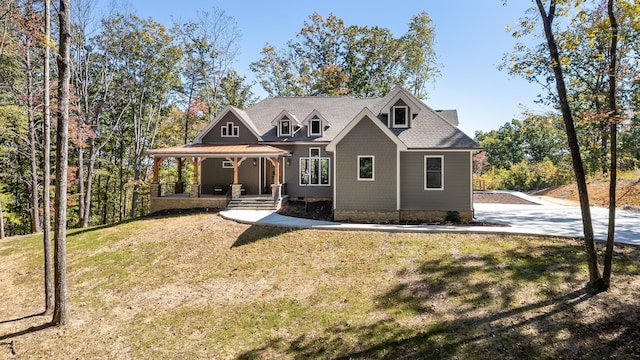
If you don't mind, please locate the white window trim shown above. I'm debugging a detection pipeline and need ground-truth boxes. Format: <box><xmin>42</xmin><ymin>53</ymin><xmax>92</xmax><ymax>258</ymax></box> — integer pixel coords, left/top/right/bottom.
<box><xmin>221</xmin><ymin>122</ymin><xmax>239</xmax><ymax>137</ymax></box>
<box><xmin>309</xmin><ymin>147</ymin><xmax>321</xmax><ymax>158</ymax></box>
<box><xmin>222</xmin><ymin>160</ymin><xmax>234</xmax><ymax>169</ymax></box>
<box><xmin>424</xmin><ymin>155</ymin><xmax>444</xmax><ymax>191</ymax></box>
<box><xmin>357</xmin><ymin>155</ymin><xmax>375</xmax><ymax>181</ymax></box>
<box><xmin>309</xmin><ymin>119</ymin><xmax>322</xmax><ymax>136</ymax></box>
<box><xmin>392</xmin><ymin>106</ymin><xmax>409</xmax><ymax>128</ymax></box>
<box><xmin>299</xmin><ymin>157</ymin><xmax>331</xmax><ymax>186</ymax></box>
<box><xmin>279</xmin><ymin>119</ymin><xmax>292</xmax><ymax>137</ymax></box>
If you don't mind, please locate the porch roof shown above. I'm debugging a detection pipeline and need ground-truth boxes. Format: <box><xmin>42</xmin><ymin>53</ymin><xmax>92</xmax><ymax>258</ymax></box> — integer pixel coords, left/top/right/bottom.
<box><xmin>146</xmin><ymin>143</ymin><xmax>291</xmax><ymax>158</ymax></box>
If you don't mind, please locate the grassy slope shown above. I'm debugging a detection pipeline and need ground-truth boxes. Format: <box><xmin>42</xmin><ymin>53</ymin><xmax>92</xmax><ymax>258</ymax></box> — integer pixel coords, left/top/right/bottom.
<box><xmin>1</xmin><ymin>214</ymin><xmax>639</xmax><ymax>359</ymax></box>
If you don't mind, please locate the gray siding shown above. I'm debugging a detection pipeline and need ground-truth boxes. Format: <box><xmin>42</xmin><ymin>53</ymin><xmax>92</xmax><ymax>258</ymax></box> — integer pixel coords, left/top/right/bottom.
<box><xmin>201</xmin><ymin>112</ymin><xmax>259</xmax><ymax>144</ymax></box>
<box><xmin>400</xmin><ymin>151</ymin><xmax>472</xmax><ymax>211</ymax></box>
<box><xmin>278</xmin><ymin>144</ymin><xmax>333</xmax><ymax>199</ymax></box>
<box><xmin>201</xmin><ymin>158</ymin><xmax>260</xmax><ymax>195</ymax></box>
<box><xmin>335</xmin><ymin>116</ymin><xmax>397</xmax><ymax>210</ymax></box>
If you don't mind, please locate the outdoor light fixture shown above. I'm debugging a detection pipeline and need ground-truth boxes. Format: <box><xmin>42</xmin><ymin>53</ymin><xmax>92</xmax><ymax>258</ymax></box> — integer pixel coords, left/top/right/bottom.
<box><xmin>287</xmin><ymin>159</ymin><xmax>291</xmax><ymax>166</ymax></box>
<box><xmin>252</xmin><ymin>159</ymin><xmax>257</xmax><ymax>166</ymax></box>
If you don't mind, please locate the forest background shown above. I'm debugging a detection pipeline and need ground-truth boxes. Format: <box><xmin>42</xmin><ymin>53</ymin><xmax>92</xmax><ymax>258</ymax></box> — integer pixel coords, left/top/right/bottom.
<box><xmin>0</xmin><ymin>0</ymin><xmax>639</xmax><ymax>237</ymax></box>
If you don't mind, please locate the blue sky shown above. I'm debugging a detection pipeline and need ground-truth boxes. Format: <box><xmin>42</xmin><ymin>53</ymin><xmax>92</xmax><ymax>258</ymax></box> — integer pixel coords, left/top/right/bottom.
<box><xmin>102</xmin><ymin>0</ymin><xmax>548</xmax><ymax>136</ymax></box>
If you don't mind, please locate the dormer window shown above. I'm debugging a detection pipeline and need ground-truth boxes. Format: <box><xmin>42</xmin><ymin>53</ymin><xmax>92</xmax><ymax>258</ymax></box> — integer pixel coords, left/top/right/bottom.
<box><xmin>279</xmin><ymin>118</ymin><xmax>292</xmax><ymax>137</ymax></box>
<box><xmin>303</xmin><ymin>110</ymin><xmax>330</xmax><ymax>137</ymax></box>
<box><xmin>392</xmin><ymin>106</ymin><xmax>409</xmax><ymax>128</ymax></box>
<box><xmin>309</xmin><ymin>118</ymin><xmax>322</xmax><ymax>136</ymax></box>
<box><xmin>221</xmin><ymin>122</ymin><xmax>239</xmax><ymax>137</ymax></box>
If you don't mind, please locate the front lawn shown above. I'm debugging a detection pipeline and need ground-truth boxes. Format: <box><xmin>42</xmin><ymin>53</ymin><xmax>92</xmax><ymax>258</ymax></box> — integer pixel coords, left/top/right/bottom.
<box><xmin>0</xmin><ymin>213</ymin><xmax>638</xmax><ymax>358</ymax></box>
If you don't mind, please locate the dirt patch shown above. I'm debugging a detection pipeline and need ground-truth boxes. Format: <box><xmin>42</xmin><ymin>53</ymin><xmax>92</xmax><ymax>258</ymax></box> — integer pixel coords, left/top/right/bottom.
<box><xmin>533</xmin><ymin>178</ymin><xmax>640</xmax><ymax>210</ymax></box>
<box><xmin>473</xmin><ymin>191</ymin><xmax>540</xmax><ymax>205</ymax></box>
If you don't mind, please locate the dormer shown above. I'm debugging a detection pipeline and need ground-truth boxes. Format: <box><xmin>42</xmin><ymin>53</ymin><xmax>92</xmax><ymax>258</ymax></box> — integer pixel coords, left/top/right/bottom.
<box><xmin>302</xmin><ymin>110</ymin><xmax>331</xmax><ymax>137</ymax></box>
<box><xmin>379</xmin><ymin>87</ymin><xmax>421</xmax><ymax>129</ymax></box>
<box><xmin>271</xmin><ymin>110</ymin><xmax>301</xmax><ymax>137</ymax></box>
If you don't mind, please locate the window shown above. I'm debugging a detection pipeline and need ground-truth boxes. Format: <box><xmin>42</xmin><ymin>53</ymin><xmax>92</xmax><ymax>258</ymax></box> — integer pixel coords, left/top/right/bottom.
<box><xmin>357</xmin><ymin>156</ymin><xmax>374</xmax><ymax>181</ymax></box>
<box><xmin>221</xmin><ymin>122</ymin><xmax>239</xmax><ymax>137</ymax></box>
<box><xmin>424</xmin><ymin>156</ymin><xmax>444</xmax><ymax>190</ymax></box>
<box><xmin>309</xmin><ymin>147</ymin><xmax>321</xmax><ymax>157</ymax></box>
<box><xmin>222</xmin><ymin>160</ymin><xmax>234</xmax><ymax>168</ymax></box>
<box><xmin>392</xmin><ymin>106</ymin><xmax>408</xmax><ymax>128</ymax></box>
<box><xmin>279</xmin><ymin>119</ymin><xmax>292</xmax><ymax>137</ymax></box>
<box><xmin>300</xmin><ymin>157</ymin><xmax>330</xmax><ymax>186</ymax></box>
<box><xmin>309</xmin><ymin>119</ymin><xmax>322</xmax><ymax>136</ymax></box>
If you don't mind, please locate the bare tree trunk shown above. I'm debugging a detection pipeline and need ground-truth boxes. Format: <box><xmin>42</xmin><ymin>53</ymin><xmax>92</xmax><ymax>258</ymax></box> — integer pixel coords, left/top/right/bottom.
<box><xmin>0</xmin><ymin>199</ymin><xmax>5</xmax><ymax>239</ymax></box>
<box><xmin>53</xmin><ymin>0</ymin><xmax>71</xmax><ymax>326</ymax></box>
<box><xmin>80</xmin><ymin>139</ymin><xmax>96</xmax><ymax>228</ymax></box>
<box><xmin>25</xmin><ymin>26</ymin><xmax>41</xmax><ymax>234</ymax></box>
<box><xmin>603</xmin><ymin>0</ymin><xmax>619</xmax><ymax>289</ymax></box>
<box><xmin>535</xmin><ymin>0</ymin><xmax>604</xmax><ymax>291</ymax></box>
<box><xmin>77</xmin><ymin>142</ymin><xmax>85</xmax><ymax>226</ymax></box>
<box><xmin>42</xmin><ymin>0</ymin><xmax>53</xmax><ymax>314</ymax></box>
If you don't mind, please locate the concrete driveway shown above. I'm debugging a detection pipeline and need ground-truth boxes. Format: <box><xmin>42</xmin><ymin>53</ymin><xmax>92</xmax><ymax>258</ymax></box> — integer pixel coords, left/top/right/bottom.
<box><xmin>474</xmin><ymin>192</ymin><xmax>640</xmax><ymax>246</ymax></box>
<box><xmin>220</xmin><ymin>191</ymin><xmax>640</xmax><ymax>246</ymax></box>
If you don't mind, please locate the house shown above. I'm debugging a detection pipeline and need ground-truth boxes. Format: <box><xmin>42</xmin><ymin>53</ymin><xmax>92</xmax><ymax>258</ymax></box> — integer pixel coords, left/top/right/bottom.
<box><xmin>147</xmin><ymin>86</ymin><xmax>481</xmax><ymax>222</ymax></box>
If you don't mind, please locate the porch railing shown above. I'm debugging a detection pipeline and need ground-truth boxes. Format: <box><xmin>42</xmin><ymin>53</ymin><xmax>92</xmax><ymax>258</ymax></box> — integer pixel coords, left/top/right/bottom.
<box><xmin>158</xmin><ymin>182</ymin><xmax>188</xmax><ymax>196</ymax></box>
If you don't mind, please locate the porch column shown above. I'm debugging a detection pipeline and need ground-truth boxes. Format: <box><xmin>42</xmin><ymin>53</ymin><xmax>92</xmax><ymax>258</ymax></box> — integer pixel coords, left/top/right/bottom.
<box><xmin>152</xmin><ymin>157</ymin><xmax>164</xmax><ymax>197</ymax></box>
<box><xmin>267</xmin><ymin>157</ymin><xmax>282</xmax><ymax>200</ymax></box>
<box><xmin>190</xmin><ymin>157</ymin><xmax>201</xmax><ymax>198</ymax></box>
<box><xmin>176</xmin><ymin>158</ymin><xmax>184</xmax><ymax>193</ymax></box>
<box><xmin>226</xmin><ymin>156</ymin><xmax>247</xmax><ymax>199</ymax></box>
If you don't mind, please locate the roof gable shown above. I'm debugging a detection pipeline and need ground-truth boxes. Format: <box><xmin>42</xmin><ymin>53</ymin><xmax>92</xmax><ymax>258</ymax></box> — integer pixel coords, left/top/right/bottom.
<box><xmin>326</xmin><ymin>107</ymin><xmax>407</xmax><ymax>152</ymax></box>
<box><xmin>378</xmin><ymin>86</ymin><xmax>423</xmax><ymax>119</ymax></box>
<box><xmin>193</xmin><ymin>106</ymin><xmax>262</xmax><ymax>144</ymax></box>
<box><xmin>270</xmin><ymin>109</ymin><xmax>301</xmax><ymax>126</ymax></box>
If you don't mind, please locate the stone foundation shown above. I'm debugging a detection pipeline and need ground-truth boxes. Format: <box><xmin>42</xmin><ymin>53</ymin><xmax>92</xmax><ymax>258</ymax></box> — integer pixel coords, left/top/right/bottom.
<box><xmin>333</xmin><ymin>209</ymin><xmax>400</xmax><ymax>223</ymax></box>
<box><xmin>149</xmin><ymin>197</ymin><xmax>228</xmax><ymax>214</ymax></box>
<box><xmin>334</xmin><ymin>209</ymin><xmax>474</xmax><ymax>223</ymax></box>
<box><xmin>400</xmin><ymin>210</ymin><xmax>474</xmax><ymax>223</ymax></box>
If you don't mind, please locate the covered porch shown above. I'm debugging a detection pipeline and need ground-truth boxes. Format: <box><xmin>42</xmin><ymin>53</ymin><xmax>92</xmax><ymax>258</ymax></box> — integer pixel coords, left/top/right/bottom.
<box><xmin>146</xmin><ymin>144</ymin><xmax>291</xmax><ymax>213</ymax></box>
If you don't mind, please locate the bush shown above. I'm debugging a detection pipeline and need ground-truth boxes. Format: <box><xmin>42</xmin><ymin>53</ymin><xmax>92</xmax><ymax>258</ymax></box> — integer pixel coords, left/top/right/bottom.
<box><xmin>477</xmin><ymin>159</ymin><xmax>572</xmax><ymax>191</ymax></box>
<box><xmin>445</xmin><ymin>211</ymin><xmax>461</xmax><ymax>223</ymax></box>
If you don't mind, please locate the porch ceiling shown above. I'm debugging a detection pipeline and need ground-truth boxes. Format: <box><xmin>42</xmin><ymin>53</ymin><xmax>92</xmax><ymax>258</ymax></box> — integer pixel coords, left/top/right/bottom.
<box><xmin>146</xmin><ymin>143</ymin><xmax>291</xmax><ymax>158</ymax></box>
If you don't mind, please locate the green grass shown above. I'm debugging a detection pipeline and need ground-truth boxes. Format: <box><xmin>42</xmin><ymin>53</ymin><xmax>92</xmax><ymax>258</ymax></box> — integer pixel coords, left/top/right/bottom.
<box><xmin>0</xmin><ymin>213</ymin><xmax>638</xmax><ymax>359</ymax></box>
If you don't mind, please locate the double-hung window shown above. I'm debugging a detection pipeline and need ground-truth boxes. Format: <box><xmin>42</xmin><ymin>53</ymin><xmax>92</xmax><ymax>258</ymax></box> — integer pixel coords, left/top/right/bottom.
<box><xmin>357</xmin><ymin>155</ymin><xmax>374</xmax><ymax>181</ymax></box>
<box><xmin>300</xmin><ymin>148</ymin><xmax>330</xmax><ymax>186</ymax></box>
<box><xmin>309</xmin><ymin>119</ymin><xmax>322</xmax><ymax>136</ymax></box>
<box><xmin>279</xmin><ymin>119</ymin><xmax>292</xmax><ymax>137</ymax></box>
<box><xmin>424</xmin><ymin>156</ymin><xmax>444</xmax><ymax>190</ymax></box>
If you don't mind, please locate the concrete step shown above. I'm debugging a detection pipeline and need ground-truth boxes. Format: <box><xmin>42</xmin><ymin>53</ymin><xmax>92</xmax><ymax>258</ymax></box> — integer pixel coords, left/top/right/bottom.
<box><xmin>226</xmin><ymin>197</ymin><xmax>281</xmax><ymax>210</ymax></box>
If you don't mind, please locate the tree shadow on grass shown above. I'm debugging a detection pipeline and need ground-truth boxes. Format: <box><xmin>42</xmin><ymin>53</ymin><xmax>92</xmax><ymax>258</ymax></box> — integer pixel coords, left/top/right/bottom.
<box><xmin>0</xmin><ymin>322</ymin><xmax>54</xmax><ymax>342</ymax></box>
<box><xmin>231</xmin><ymin>224</ymin><xmax>297</xmax><ymax>248</ymax></box>
<box><xmin>236</xmin><ymin>240</ymin><xmax>640</xmax><ymax>359</ymax></box>
<box><xmin>0</xmin><ymin>312</ymin><xmax>44</xmax><ymax>325</ymax></box>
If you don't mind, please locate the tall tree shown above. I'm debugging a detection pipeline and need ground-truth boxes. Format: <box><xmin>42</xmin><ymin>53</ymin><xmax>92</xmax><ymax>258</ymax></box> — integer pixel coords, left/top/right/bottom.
<box><xmin>17</xmin><ymin>1</ymin><xmax>42</xmax><ymax>233</ymax></box>
<box><xmin>42</xmin><ymin>0</ymin><xmax>53</xmax><ymax>314</ymax></box>
<box><xmin>97</xmin><ymin>14</ymin><xmax>181</xmax><ymax>217</ymax></box>
<box><xmin>251</xmin><ymin>12</ymin><xmax>438</xmax><ymax>98</ymax></box>
<box><xmin>603</xmin><ymin>0</ymin><xmax>619</xmax><ymax>289</ymax></box>
<box><xmin>0</xmin><ymin>197</ymin><xmax>5</xmax><ymax>239</ymax></box>
<box><xmin>174</xmin><ymin>7</ymin><xmax>241</xmax><ymax>118</ymax></box>
<box><xmin>218</xmin><ymin>69</ymin><xmax>257</xmax><ymax>109</ymax></box>
<box><xmin>53</xmin><ymin>0</ymin><xmax>70</xmax><ymax>325</ymax></box>
<box><xmin>401</xmin><ymin>11</ymin><xmax>441</xmax><ymax>99</ymax></box>
<box><xmin>533</xmin><ymin>0</ymin><xmax>603</xmax><ymax>290</ymax></box>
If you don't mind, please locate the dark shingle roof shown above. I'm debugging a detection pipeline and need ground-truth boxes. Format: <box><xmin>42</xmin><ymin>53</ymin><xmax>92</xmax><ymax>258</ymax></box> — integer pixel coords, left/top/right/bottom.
<box><xmin>228</xmin><ymin>87</ymin><xmax>480</xmax><ymax>149</ymax></box>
